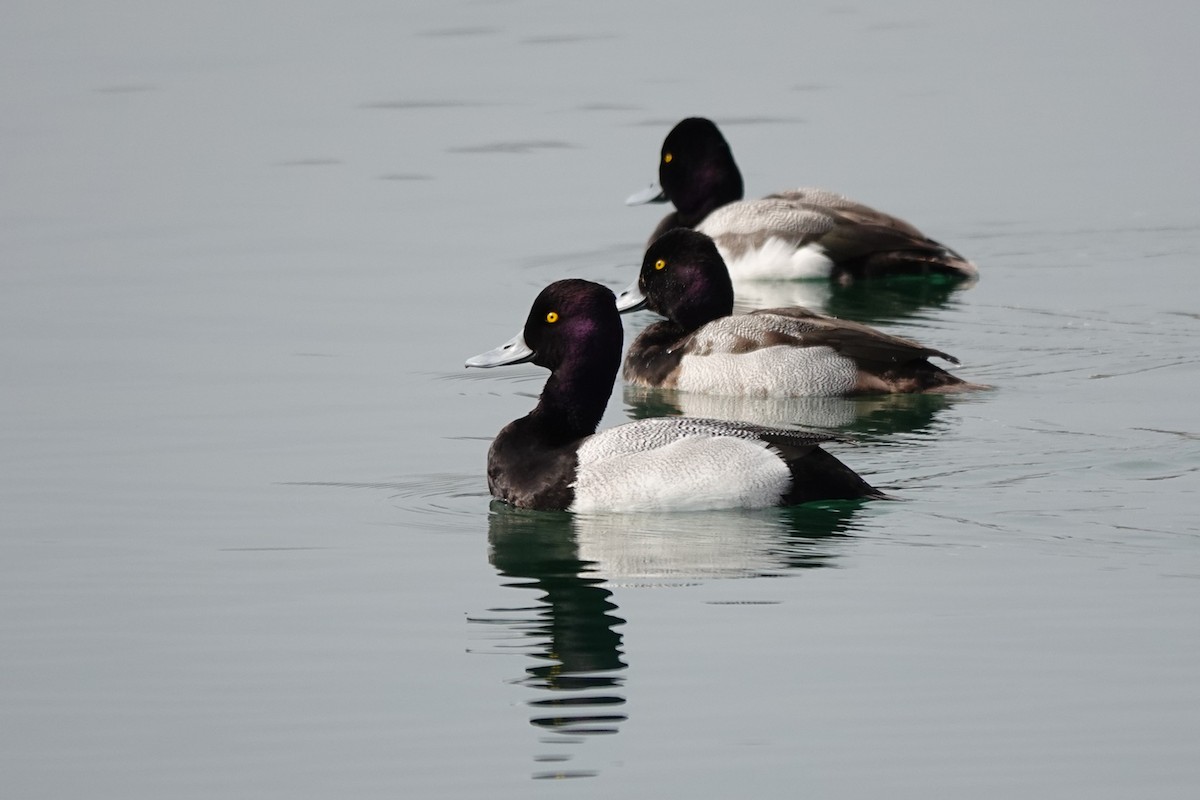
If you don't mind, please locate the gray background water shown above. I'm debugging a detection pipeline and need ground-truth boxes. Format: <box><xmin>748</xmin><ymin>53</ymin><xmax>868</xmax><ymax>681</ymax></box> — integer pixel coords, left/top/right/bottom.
<box><xmin>3</xmin><ymin>1</ymin><xmax>1199</xmax><ymax>796</ymax></box>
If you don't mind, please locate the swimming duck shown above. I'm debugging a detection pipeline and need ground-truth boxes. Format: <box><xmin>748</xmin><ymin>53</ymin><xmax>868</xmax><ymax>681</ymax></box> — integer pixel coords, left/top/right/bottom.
<box><xmin>617</xmin><ymin>229</ymin><xmax>975</xmax><ymax>396</ymax></box>
<box><xmin>627</xmin><ymin>117</ymin><xmax>977</xmax><ymax>285</ymax></box>
<box><xmin>465</xmin><ymin>279</ymin><xmax>882</xmax><ymax>511</ymax></box>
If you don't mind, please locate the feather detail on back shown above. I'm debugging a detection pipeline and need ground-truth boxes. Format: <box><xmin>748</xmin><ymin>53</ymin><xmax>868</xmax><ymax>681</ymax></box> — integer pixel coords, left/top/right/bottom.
<box><xmin>698</xmin><ymin>197</ymin><xmax>837</xmax><ymax>240</ymax></box>
<box><xmin>765</xmin><ymin>189</ymin><xmax>927</xmax><ymax>237</ymax></box>
<box><xmin>576</xmin><ymin>416</ymin><xmax>835</xmax><ymax>460</ymax></box>
<box><xmin>747</xmin><ymin>308</ymin><xmax>960</xmax><ymax>364</ymax></box>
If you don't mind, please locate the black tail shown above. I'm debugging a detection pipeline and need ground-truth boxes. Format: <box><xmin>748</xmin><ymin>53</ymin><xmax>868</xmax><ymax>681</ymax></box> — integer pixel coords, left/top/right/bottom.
<box><xmin>778</xmin><ymin>444</ymin><xmax>886</xmax><ymax>505</ymax></box>
<box><xmin>822</xmin><ymin>224</ymin><xmax>979</xmax><ymax>284</ymax></box>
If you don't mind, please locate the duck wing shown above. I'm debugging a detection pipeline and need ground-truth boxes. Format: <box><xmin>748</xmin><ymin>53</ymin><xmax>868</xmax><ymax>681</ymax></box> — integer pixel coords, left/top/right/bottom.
<box><xmin>751</xmin><ymin>308</ymin><xmax>959</xmax><ymax>365</ymax></box>
<box><xmin>580</xmin><ymin>416</ymin><xmax>840</xmax><ymax>462</ymax></box>
<box><xmin>811</xmin><ymin>219</ymin><xmax>976</xmax><ymax>282</ymax></box>
<box><xmin>766</xmin><ymin>188</ymin><xmax>926</xmax><ymax>238</ymax></box>
<box><xmin>679</xmin><ymin>310</ymin><xmax>955</xmax><ymax>366</ymax></box>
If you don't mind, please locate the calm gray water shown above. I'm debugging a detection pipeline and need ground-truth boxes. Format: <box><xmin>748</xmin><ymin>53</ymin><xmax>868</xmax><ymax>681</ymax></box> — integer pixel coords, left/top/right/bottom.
<box><xmin>3</xmin><ymin>2</ymin><xmax>1199</xmax><ymax>797</ymax></box>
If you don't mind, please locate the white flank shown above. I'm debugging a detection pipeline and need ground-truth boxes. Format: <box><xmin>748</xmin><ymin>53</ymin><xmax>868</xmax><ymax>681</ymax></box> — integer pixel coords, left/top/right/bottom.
<box><xmin>571</xmin><ymin>434</ymin><xmax>790</xmax><ymax>513</ymax></box>
<box><xmin>718</xmin><ymin>237</ymin><xmax>833</xmax><ymax>281</ymax></box>
<box><xmin>677</xmin><ymin>345</ymin><xmax>858</xmax><ymax>398</ymax></box>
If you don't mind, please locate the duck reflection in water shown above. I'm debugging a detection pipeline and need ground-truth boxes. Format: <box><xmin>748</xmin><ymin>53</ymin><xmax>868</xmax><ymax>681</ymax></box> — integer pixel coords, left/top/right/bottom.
<box><xmin>729</xmin><ymin>268</ymin><xmax>971</xmax><ymax>324</ymax></box>
<box><xmin>475</xmin><ymin>499</ymin><xmax>869</xmax><ymax>779</ymax></box>
<box><xmin>623</xmin><ymin>383</ymin><xmax>959</xmax><ymax>440</ymax></box>
<box><xmin>822</xmin><ymin>275</ymin><xmax>971</xmax><ymax>326</ymax></box>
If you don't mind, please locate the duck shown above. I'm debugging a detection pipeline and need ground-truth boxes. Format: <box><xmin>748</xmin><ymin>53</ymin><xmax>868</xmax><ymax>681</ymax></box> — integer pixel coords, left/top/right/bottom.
<box><xmin>627</xmin><ymin>117</ymin><xmax>978</xmax><ymax>285</ymax></box>
<box><xmin>465</xmin><ymin>279</ymin><xmax>882</xmax><ymax>512</ymax></box>
<box><xmin>616</xmin><ymin>229</ymin><xmax>977</xmax><ymax>396</ymax></box>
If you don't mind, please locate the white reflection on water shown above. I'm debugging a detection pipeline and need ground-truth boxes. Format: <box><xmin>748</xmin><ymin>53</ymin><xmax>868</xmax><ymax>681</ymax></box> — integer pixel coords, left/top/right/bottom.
<box><xmin>473</xmin><ymin>500</ymin><xmax>868</xmax><ymax>779</ymax></box>
<box><xmin>623</xmin><ymin>383</ymin><xmax>960</xmax><ymax>436</ymax></box>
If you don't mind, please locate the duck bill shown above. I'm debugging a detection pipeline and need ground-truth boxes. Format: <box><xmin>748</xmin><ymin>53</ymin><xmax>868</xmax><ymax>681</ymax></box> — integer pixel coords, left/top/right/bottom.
<box><xmin>465</xmin><ymin>329</ymin><xmax>534</xmax><ymax>368</ymax></box>
<box><xmin>625</xmin><ymin>182</ymin><xmax>667</xmax><ymax>206</ymax></box>
<box><xmin>614</xmin><ymin>280</ymin><xmax>648</xmax><ymax>313</ymax></box>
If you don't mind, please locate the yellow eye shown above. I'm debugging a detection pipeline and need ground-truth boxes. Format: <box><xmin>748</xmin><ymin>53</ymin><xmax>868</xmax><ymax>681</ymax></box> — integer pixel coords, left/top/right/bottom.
<box><xmin>663</xmin><ymin>152</ymin><xmax>673</xmax><ymax>163</ymax></box>
<box><xmin>654</xmin><ymin>259</ymin><xmax>666</xmax><ymax>271</ymax></box>
<box><xmin>545</xmin><ymin>311</ymin><xmax>559</xmax><ymax>323</ymax></box>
